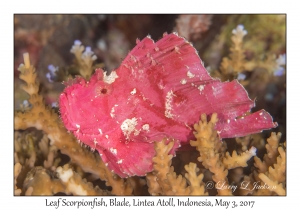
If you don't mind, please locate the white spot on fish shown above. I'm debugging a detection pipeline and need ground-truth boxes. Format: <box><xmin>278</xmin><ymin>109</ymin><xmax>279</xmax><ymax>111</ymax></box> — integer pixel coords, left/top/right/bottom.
<box><xmin>110</xmin><ymin>148</ymin><xmax>117</xmax><ymax>155</ymax></box>
<box><xmin>103</xmin><ymin>71</ymin><xmax>118</xmax><ymax>84</ymax></box>
<box><xmin>198</xmin><ymin>85</ymin><xmax>205</xmax><ymax>92</ymax></box>
<box><xmin>110</xmin><ymin>107</ymin><xmax>115</xmax><ymax>118</ymax></box>
<box><xmin>141</xmin><ymin>95</ymin><xmax>147</xmax><ymax>101</ymax></box>
<box><xmin>110</xmin><ymin>104</ymin><xmax>118</xmax><ymax>118</ymax></box>
<box><xmin>98</xmin><ymin>128</ymin><xmax>103</xmax><ymax>135</ymax></box>
<box><xmin>259</xmin><ymin>112</ymin><xmax>263</xmax><ymax>115</ymax></box>
<box><xmin>227</xmin><ymin>119</ymin><xmax>230</xmax><ymax>123</ymax></box>
<box><xmin>120</xmin><ymin>118</ymin><xmax>138</xmax><ymax>139</ymax></box>
<box><xmin>158</xmin><ymin>80</ymin><xmax>165</xmax><ymax>89</ymax></box>
<box><xmin>93</xmin><ymin>138</ymin><xmax>98</xmax><ymax>146</ymax></box>
<box><xmin>105</xmin><ymin>135</ymin><xmax>109</xmax><ymax>139</ymax></box>
<box><xmin>75</xmin><ymin>124</ymin><xmax>80</xmax><ymax>133</ymax></box>
<box><xmin>180</xmin><ymin>79</ymin><xmax>187</xmax><ymax>85</ymax></box>
<box><xmin>130</xmin><ymin>88</ymin><xmax>136</xmax><ymax>95</ymax></box>
<box><xmin>117</xmin><ymin>159</ymin><xmax>123</xmax><ymax>164</ymax></box>
<box><xmin>187</xmin><ymin>71</ymin><xmax>195</xmax><ymax>78</ymax></box>
<box><xmin>165</xmin><ymin>90</ymin><xmax>175</xmax><ymax>118</ymax></box>
<box><xmin>142</xmin><ymin>124</ymin><xmax>150</xmax><ymax>131</ymax></box>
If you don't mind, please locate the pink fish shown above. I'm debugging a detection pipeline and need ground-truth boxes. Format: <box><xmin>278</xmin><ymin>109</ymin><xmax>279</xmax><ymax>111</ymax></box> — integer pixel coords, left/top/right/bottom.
<box><xmin>59</xmin><ymin>33</ymin><xmax>277</xmax><ymax>178</ymax></box>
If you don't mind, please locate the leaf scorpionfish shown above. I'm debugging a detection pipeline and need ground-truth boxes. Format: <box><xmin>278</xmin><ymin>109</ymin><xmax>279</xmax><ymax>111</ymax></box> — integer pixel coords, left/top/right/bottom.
<box><xmin>59</xmin><ymin>32</ymin><xmax>277</xmax><ymax>177</ymax></box>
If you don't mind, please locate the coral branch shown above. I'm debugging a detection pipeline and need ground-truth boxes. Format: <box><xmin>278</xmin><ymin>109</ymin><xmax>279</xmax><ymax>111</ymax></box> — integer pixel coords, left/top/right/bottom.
<box><xmin>148</xmin><ymin>138</ymin><xmax>174</xmax><ymax>194</ymax></box>
<box><xmin>254</xmin><ymin>132</ymin><xmax>281</xmax><ymax>173</ymax></box>
<box><xmin>146</xmin><ymin>173</ymin><xmax>162</xmax><ymax>195</ymax></box>
<box><xmin>223</xmin><ymin>146</ymin><xmax>257</xmax><ymax>169</ymax></box>
<box><xmin>56</xmin><ymin>164</ymin><xmax>111</xmax><ymax>195</ymax></box>
<box><xmin>166</xmin><ymin>169</ymin><xmax>190</xmax><ymax>195</ymax></box>
<box><xmin>14</xmin><ymin>163</ymin><xmax>22</xmax><ymax>195</ymax></box>
<box><xmin>190</xmin><ymin>113</ymin><xmax>231</xmax><ymax>195</ymax></box>
<box><xmin>23</xmin><ymin>167</ymin><xmax>65</xmax><ymax>195</ymax></box>
<box><xmin>268</xmin><ymin>147</ymin><xmax>286</xmax><ymax>183</ymax></box>
<box><xmin>148</xmin><ymin>139</ymin><xmax>207</xmax><ymax>195</ymax></box>
<box><xmin>220</xmin><ymin>25</ymin><xmax>247</xmax><ymax>77</ymax></box>
<box><xmin>258</xmin><ymin>173</ymin><xmax>285</xmax><ymax>196</ymax></box>
<box><xmin>184</xmin><ymin>163</ymin><xmax>207</xmax><ymax>195</ymax></box>
<box><xmin>264</xmin><ymin>133</ymin><xmax>281</xmax><ymax>167</ymax></box>
<box><xmin>70</xmin><ymin>40</ymin><xmax>97</xmax><ymax>79</ymax></box>
<box><xmin>253</xmin><ymin>133</ymin><xmax>285</xmax><ymax>195</ymax></box>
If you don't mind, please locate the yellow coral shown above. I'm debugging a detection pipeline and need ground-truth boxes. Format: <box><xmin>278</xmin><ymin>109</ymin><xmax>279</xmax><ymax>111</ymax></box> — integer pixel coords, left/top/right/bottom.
<box><xmin>220</xmin><ymin>25</ymin><xmax>247</xmax><ymax>78</ymax></box>
<box><xmin>223</xmin><ymin>147</ymin><xmax>257</xmax><ymax>169</ymax></box>
<box><xmin>253</xmin><ymin>133</ymin><xmax>285</xmax><ymax>195</ymax></box>
<box><xmin>147</xmin><ymin>139</ymin><xmax>207</xmax><ymax>195</ymax></box>
<box><xmin>184</xmin><ymin>163</ymin><xmax>207</xmax><ymax>195</ymax></box>
<box><xmin>56</xmin><ymin>164</ymin><xmax>111</xmax><ymax>195</ymax></box>
<box><xmin>14</xmin><ymin>163</ymin><xmax>22</xmax><ymax>195</ymax></box>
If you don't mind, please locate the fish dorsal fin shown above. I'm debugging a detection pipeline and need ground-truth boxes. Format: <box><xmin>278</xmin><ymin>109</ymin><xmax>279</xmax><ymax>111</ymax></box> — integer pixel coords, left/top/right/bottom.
<box><xmin>120</xmin><ymin>33</ymin><xmax>276</xmax><ymax>138</ymax></box>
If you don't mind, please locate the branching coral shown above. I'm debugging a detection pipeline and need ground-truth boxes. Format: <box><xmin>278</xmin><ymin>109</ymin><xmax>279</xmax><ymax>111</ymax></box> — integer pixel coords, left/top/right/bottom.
<box><xmin>254</xmin><ymin>132</ymin><xmax>281</xmax><ymax>173</ymax></box>
<box><xmin>220</xmin><ymin>25</ymin><xmax>248</xmax><ymax>79</ymax></box>
<box><xmin>253</xmin><ymin>133</ymin><xmax>286</xmax><ymax>195</ymax></box>
<box><xmin>190</xmin><ymin>113</ymin><xmax>257</xmax><ymax>195</ymax></box>
<box><xmin>23</xmin><ymin>166</ymin><xmax>65</xmax><ymax>195</ymax></box>
<box><xmin>56</xmin><ymin>164</ymin><xmax>111</xmax><ymax>195</ymax></box>
<box><xmin>146</xmin><ymin>139</ymin><xmax>207</xmax><ymax>195</ymax></box>
<box><xmin>212</xmin><ymin>24</ymin><xmax>286</xmax><ymax>84</ymax></box>
<box><xmin>70</xmin><ymin>40</ymin><xmax>97</xmax><ymax>80</ymax></box>
<box><xmin>223</xmin><ymin>147</ymin><xmax>257</xmax><ymax>169</ymax></box>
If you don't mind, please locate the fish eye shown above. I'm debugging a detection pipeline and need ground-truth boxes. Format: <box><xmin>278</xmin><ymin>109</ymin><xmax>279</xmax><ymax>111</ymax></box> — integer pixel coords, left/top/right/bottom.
<box><xmin>95</xmin><ymin>84</ymin><xmax>112</xmax><ymax>97</ymax></box>
<box><xmin>101</xmin><ymin>88</ymin><xmax>108</xmax><ymax>94</ymax></box>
